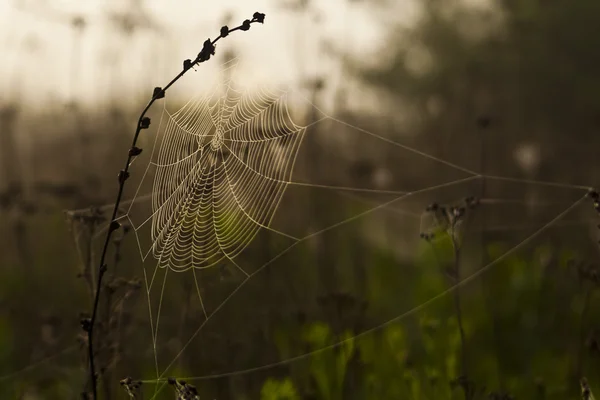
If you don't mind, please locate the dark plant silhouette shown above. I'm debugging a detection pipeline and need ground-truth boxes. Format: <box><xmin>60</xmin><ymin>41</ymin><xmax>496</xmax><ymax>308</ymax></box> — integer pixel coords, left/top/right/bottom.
<box><xmin>80</xmin><ymin>12</ymin><xmax>266</xmax><ymax>399</ymax></box>
<box><xmin>168</xmin><ymin>377</ymin><xmax>199</xmax><ymax>400</ymax></box>
<box><xmin>422</xmin><ymin>196</ymin><xmax>480</xmax><ymax>400</ymax></box>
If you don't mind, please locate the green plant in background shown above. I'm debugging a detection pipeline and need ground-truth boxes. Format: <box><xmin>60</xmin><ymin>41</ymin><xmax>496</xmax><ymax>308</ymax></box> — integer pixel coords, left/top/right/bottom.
<box><xmin>303</xmin><ymin>322</ymin><xmax>355</xmax><ymax>400</ymax></box>
<box><xmin>261</xmin><ymin>377</ymin><xmax>301</xmax><ymax>400</ymax></box>
<box><xmin>260</xmin><ymin>189</ymin><xmax>598</xmax><ymax>400</ymax></box>
<box><xmin>269</xmin><ymin>321</ymin><xmax>355</xmax><ymax>400</ymax></box>
<box><xmin>358</xmin><ymin>323</ymin><xmax>415</xmax><ymax>399</ymax></box>
<box><xmin>420</xmin><ymin>315</ymin><xmax>462</xmax><ymax>399</ymax></box>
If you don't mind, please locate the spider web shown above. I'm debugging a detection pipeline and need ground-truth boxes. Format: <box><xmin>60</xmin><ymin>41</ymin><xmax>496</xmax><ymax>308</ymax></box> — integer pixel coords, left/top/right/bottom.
<box><xmin>55</xmin><ymin>57</ymin><xmax>598</xmax><ymax>398</ymax></box>
<box><xmin>145</xmin><ymin>62</ymin><xmax>303</xmax><ymax>273</ymax></box>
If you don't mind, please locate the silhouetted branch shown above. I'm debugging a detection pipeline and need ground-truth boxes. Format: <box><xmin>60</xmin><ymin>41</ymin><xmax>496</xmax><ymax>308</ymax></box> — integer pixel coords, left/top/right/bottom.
<box><xmin>83</xmin><ymin>12</ymin><xmax>266</xmax><ymax>400</ymax></box>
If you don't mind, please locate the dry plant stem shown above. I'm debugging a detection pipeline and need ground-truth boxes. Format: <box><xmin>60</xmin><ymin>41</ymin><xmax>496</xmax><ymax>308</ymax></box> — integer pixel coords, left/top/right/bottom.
<box><xmin>104</xmin><ymin>239</ymin><xmax>124</xmax><ymax>398</ymax></box>
<box><xmin>450</xmin><ymin>227</ymin><xmax>469</xmax><ymax>400</ymax></box>
<box><xmin>86</xmin><ymin>220</ymin><xmax>97</xmax><ymax>296</ymax></box>
<box><xmin>427</xmin><ymin>222</ymin><xmax>470</xmax><ymax>399</ymax></box>
<box><xmin>85</xmin><ymin>15</ymin><xmax>265</xmax><ymax>399</ymax></box>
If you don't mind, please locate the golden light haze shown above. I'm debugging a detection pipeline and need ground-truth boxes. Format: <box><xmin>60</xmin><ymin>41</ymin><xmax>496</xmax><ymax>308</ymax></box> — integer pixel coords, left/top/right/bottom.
<box><xmin>0</xmin><ymin>0</ymin><xmax>397</xmax><ymax>111</ymax></box>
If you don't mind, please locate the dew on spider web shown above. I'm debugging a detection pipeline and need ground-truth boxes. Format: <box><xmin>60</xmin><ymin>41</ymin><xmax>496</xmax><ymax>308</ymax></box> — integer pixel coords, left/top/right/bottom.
<box><xmin>58</xmin><ymin>55</ymin><xmax>600</xmax><ymax>396</ymax></box>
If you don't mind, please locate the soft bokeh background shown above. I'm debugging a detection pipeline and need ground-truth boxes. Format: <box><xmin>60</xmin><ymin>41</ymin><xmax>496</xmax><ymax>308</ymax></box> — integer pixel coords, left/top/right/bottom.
<box><xmin>1</xmin><ymin>0</ymin><xmax>600</xmax><ymax>399</ymax></box>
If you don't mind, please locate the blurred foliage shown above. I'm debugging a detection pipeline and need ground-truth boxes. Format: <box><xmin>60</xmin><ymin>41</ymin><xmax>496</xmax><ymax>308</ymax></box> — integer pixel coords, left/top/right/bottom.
<box><xmin>254</xmin><ymin>238</ymin><xmax>600</xmax><ymax>400</ymax></box>
<box><xmin>261</xmin><ymin>377</ymin><xmax>301</xmax><ymax>400</ymax></box>
<box><xmin>362</xmin><ymin>0</ymin><xmax>600</xmax><ymax>183</ymax></box>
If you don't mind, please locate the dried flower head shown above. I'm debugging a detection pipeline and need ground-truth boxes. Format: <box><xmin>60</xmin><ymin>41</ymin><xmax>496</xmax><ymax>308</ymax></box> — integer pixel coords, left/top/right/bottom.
<box><xmin>198</xmin><ymin>39</ymin><xmax>216</xmax><ymax>62</ymax></box>
<box><xmin>241</xmin><ymin>19</ymin><xmax>251</xmax><ymax>31</ymax></box>
<box><xmin>253</xmin><ymin>12</ymin><xmax>266</xmax><ymax>23</ymax></box>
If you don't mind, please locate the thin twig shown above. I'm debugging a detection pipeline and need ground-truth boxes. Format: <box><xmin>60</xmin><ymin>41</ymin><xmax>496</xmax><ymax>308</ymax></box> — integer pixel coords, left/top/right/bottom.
<box><xmin>84</xmin><ymin>13</ymin><xmax>265</xmax><ymax>399</ymax></box>
<box><xmin>425</xmin><ymin>200</ymin><xmax>477</xmax><ymax>400</ymax></box>
<box><xmin>449</xmin><ymin>226</ymin><xmax>469</xmax><ymax>399</ymax></box>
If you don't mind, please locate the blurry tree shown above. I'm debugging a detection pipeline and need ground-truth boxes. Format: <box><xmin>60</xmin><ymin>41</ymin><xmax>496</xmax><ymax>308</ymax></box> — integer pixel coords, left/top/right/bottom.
<box><xmin>362</xmin><ymin>0</ymin><xmax>600</xmax><ymax>184</ymax></box>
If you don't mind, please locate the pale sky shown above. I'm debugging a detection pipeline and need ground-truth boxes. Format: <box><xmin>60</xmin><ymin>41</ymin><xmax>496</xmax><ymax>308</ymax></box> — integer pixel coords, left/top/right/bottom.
<box><xmin>0</xmin><ymin>0</ymin><xmax>414</xmax><ymax>112</ymax></box>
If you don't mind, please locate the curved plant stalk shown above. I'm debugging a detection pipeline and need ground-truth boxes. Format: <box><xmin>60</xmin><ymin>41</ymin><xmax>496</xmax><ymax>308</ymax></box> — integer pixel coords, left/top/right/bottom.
<box><xmin>83</xmin><ymin>12</ymin><xmax>266</xmax><ymax>399</ymax></box>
